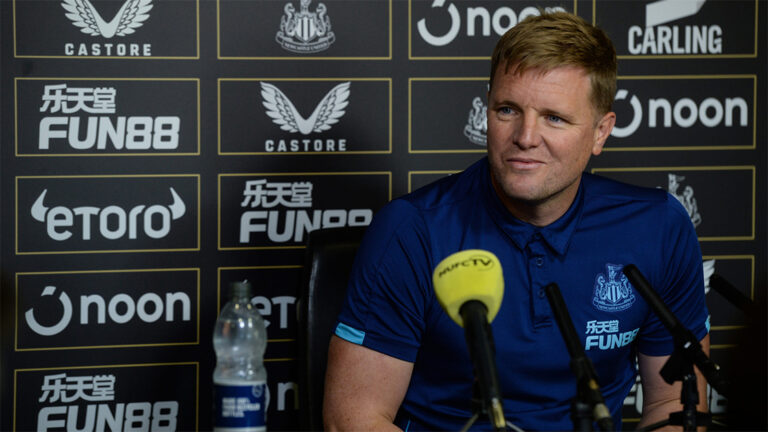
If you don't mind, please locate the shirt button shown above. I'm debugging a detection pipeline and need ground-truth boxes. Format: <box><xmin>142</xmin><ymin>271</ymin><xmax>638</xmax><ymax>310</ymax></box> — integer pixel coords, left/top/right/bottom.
<box><xmin>533</xmin><ymin>233</ymin><xmax>542</xmax><ymax>240</ymax></box>
<box><xmin>538</xmin><ymin>289</ymin><xmax>545</xmax><ymax>298</ymax></box>
<box><xmin>535</xmin><ymin>257</ymin><xmax>544</xmax><ymax>267</ymax></box>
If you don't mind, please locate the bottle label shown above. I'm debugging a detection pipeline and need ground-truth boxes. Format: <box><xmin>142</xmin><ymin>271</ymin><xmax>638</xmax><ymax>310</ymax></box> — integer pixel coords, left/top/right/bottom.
<box><xmin>214</xmin><ymin>381</ymin><xmax>267</xmax><ymax>431</ymax></box>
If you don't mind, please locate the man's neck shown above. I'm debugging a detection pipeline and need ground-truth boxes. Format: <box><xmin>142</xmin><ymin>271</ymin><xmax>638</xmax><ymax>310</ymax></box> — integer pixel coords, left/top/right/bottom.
<box><xmin>491</xmin><ymin>177</ymin><xmax>580</xmax><ymax>227</ymax></box>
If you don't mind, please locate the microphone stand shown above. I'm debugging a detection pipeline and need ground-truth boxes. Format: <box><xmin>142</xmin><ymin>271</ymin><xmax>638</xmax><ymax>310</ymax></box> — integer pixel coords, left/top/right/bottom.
<box><xmin>623</xmin><ymin>265</ymin><xmax>726</xmax><ymax>432</ymax></box>
<box><xmin>459</xmin><ymin>300</ymin><xmax>506</xmax><ymax>432</ymax></box>
<box><xmin>544</xmin><ymin>284</ymin><xmax>614</xmax><ymax>432</ymax></box>
<box><xmin>635</xmin><ymin>334</ymin><xmax>711</xmax><ymax>432</ymax></box>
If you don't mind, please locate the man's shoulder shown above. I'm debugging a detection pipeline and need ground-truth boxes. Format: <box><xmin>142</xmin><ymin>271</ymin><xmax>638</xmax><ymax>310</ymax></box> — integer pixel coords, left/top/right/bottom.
<box><xmin>401</xmin><ymin>158</ymin><xmax>487</xmax><ymax>211</ymax></box>
<box><xmin>364</xmin><ymin>159</ymin><xmax>486</xmax><ymax>244</ymax></box>
<box><xmin>582</xmin><ymin>172</ymin><xmax>669</xmax><ymax>204</ymax></box>
<box><xmin>581</xmin><ymin>172</ymin><xmax>693</xmax><ymax>225</ymax></box>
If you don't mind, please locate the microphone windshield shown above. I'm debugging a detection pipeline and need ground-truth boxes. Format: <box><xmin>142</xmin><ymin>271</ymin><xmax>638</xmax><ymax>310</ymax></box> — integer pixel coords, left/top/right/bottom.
<box><xmin>433</xmin><ymin>249</ymin><xmax>504</xmax><ymax>327</ymax></box>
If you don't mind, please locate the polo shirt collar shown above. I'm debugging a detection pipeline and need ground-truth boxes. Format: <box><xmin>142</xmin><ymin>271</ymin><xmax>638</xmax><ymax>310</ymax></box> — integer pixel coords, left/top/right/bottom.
<box><xmin>482</xmin><ymin>160</ymin><xmax>584</xmax><ymax>255</ymax></box>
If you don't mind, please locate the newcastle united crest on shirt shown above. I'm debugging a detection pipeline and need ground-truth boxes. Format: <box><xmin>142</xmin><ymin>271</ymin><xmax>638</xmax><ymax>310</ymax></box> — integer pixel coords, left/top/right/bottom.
<box><xmin>593</xmin><ymin>263</ymin><xmax>635</xmax><ymax>312</ymax></box>
<box><xmin>276</xmin><ymin>0</ymin><xmax>335</xmax><ymax>53</ymax></box>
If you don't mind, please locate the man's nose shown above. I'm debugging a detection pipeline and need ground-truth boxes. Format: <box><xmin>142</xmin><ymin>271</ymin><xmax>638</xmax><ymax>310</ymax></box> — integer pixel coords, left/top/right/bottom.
<box><xmin>512</xmin><ymin>114</ymin><xmax>539</xmax><ymax>149</ymax></box>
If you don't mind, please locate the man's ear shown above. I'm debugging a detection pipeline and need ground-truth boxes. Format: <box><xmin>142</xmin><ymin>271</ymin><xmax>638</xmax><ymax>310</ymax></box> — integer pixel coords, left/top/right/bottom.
<box><xmin>592</xmin><ymin>111</ymin><xmax>616</xmax><ymax>155</ymax></box>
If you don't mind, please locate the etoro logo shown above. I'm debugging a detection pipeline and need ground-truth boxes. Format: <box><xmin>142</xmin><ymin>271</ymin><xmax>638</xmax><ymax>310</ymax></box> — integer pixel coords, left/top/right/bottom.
<box><xmin>62</xmin><ymin>0</ymin><xmax>153</xmax><ymax>38</ymax></box>
<box><xmin>24</xmin><ymin>285</ymin><xmax>191</xmax><ymax>337</ymax></box>
<box><xmin>30</xmin><ymin>187</ymin><xmax>186</xmax><ymax>241</ymax></box>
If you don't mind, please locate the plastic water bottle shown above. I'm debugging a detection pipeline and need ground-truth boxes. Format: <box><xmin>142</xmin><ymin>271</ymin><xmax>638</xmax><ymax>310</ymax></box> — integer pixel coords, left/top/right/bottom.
<box><xmin>213</xmin><ymin>280</ymin><xmax>268</xmax><ymax>431</ymax></box>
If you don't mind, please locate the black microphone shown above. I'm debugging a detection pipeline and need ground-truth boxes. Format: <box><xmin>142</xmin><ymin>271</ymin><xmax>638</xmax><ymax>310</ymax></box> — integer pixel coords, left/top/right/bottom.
<box><xmin>544</xmin><ymin>283</ymin><xmax>614</xmax><ymax>432</ymax></box>
<box><xmin>433</xmin><ymin>250</ymin><xmax>506</xmax><ymax>430</ymax></box>
<box><xmin>622</xmin><ymin>264</ymin><xmax>728</xmax><ymax>396</ymax></box>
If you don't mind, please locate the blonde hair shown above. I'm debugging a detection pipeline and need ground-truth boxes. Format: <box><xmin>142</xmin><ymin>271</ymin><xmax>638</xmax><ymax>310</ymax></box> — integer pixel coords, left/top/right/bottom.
<box><xmin>490</xmin><ymin>11</ymin><xmax>617</xmax><ymax>115</ymax></box>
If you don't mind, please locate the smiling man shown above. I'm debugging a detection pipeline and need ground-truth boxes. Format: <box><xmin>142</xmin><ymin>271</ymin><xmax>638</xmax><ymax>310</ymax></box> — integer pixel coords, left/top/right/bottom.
<box><xmin>324</xmin><ymin>11</ymin><xmax>710</xmax><ymax>431</ymax></box>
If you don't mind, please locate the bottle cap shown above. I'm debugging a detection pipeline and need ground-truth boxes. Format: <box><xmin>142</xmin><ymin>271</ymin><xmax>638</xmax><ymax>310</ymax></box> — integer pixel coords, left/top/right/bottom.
<box><xmin>230</xmin><ymin>280</ymin><xmax>253</xmax><ymax>299</ymax></box>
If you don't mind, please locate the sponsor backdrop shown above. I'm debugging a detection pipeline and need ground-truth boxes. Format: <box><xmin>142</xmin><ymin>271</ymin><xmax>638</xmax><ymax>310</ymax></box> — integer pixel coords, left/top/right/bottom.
<box><xmin>1</xmin><ymin>0</ymin><xmax>765</xmax><ymax>430</ymax></box>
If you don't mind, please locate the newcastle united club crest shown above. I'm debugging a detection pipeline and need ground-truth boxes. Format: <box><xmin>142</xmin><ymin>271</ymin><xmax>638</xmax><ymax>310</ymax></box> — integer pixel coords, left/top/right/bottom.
<box><xmin>276</xmin><ymin>0</ymin><xmax>335</xmax><ymax>54</ymax></box>
<box><xmin>593</xmin><ymin>264</ymin><xmax>635</xmax><ymax>312</ymax></box>
<box><xmin>463</xmin><ymin>96</ymin><xmax>487</xmax><ymax>146</ymax></box>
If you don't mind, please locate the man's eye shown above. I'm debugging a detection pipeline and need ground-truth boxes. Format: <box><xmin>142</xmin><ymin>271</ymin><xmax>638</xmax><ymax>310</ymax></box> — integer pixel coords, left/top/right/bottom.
<box><xmin>547</xmin><ymin>115</ymin><xmax>563</xmax><ymax>123</ymax></box>
<box><xmin>498</xmin><ymin>107</ymin><xmax>513</xmax><ymax>115</ymax></box>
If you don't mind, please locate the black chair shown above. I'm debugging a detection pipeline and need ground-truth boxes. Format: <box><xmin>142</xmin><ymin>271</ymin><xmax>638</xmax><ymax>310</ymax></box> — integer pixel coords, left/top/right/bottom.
<box><xmin>297</xmin><ymin>226</ymin><xmax>367</xmax><ymax>431</ymax></box>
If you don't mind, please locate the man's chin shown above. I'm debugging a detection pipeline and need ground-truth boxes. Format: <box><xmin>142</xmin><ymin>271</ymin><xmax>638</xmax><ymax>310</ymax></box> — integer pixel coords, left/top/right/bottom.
<box><xmin>495</xmin><ymin>182</ymin><xmax>544</xmax><ymax>205</ymax></box>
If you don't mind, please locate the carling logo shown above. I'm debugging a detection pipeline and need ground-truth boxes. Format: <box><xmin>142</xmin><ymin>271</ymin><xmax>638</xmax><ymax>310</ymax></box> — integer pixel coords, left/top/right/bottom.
<box><xmin>463</xmin><ymin>96</ymin><xmax>487</xmax><ymax>146</ymax></box>
<box><xmin>628</xmin><ymin>0</ymin><xmax>721</xmax><ymax>55</ymax></box>
<box><xmin>30</xmin><ymin>187</ymin><xmax>185</xmax><ymax>242</ymax></box>
<box><xmin>645</xmin><ymin>0</ymin><xmax>704</xmax><ymax>27</ymax></box>
<box><xmin>260</xmin><ymin>81</ymin><xmax>350</xmax><ymax>152</ymax></box>
<box><xmin>38</xmin><ymin>83</ymin><xmax>180</xmax><ymax>152</ymax></box>
<box><xmin>61</xmin><ymin>0</ymin><xmax>153</xmax><ymax>56</ymax></box>
<box><xmin>239</xmin><ymin>179</ymin><xmax>372</xmax><ymax>244</ymax></box>
<box><xmin>276</xmin><ymin>0</ymin><xmax>335</xmax><ymax>53</ymax></box>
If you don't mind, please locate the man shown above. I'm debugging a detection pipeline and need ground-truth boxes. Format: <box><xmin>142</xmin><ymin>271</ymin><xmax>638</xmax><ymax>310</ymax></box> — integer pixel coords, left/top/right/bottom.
<box><xmin>324</xmin><ymin>11</ymin><xmax>710</xmax><ymax>431</ymax></box>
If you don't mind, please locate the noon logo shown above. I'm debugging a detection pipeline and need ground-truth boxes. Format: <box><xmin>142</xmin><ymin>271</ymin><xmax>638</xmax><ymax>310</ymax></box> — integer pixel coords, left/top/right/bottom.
<box><xmin>261</xmin><ymin>82</ymin><xmax>350</xmax><ymax>152</ymax></box>
<box><xmin>24</xmin><ymin>285</ymin><xmax>191</xmax><ymax>337</ymax></box>
<box><xmin>612</xmin><ymin>88</ymin><xmax>749</xmax><ymax>139</ymax></box>
<box><xmin>275</xmin><ymin>0</ymin><xmax>335</xmax><ymax>53</ymax></box>
<box><xmin>61</xmin><ymin>0</ymin><xmax>153</xmax><ymax>56</ymax></box>
<box><xmin>416</xmin><ymin>1</ymin><xmax>565</xmax><ymax>47</ymax></box>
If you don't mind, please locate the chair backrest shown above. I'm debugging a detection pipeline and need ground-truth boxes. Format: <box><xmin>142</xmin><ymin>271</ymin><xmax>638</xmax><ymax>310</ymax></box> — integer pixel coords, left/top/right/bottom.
<box><xmin>297</xmin><ymin>226</ymin><xmax>367</xmax><ymax>431</ymax></box>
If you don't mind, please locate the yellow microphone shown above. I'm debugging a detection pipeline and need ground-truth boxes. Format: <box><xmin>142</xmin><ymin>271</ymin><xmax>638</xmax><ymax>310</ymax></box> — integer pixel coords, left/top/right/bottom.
<box><xmin>433</xmin><ymin>250</ymin><xmax>504</xmax><ymax>325</ymax></box>
<box><xmin>433</xmin><ymin>250</ymin><xmax>506</xmax><ymax>431</ymax></box>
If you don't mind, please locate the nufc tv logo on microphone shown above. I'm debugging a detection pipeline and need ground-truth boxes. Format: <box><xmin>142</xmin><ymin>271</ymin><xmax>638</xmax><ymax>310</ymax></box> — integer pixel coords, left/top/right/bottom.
<box><xmin>436</xmin><ymin>253</ymin><xmax>496</xmax><ymax>278</ymax></box>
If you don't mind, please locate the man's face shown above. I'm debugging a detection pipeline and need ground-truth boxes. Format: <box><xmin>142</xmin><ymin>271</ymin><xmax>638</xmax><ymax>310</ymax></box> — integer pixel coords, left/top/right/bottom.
<box><xmin>486</xmin><ymin>63</ymin><xmax>615</xmax><ymax>223</ymax></box>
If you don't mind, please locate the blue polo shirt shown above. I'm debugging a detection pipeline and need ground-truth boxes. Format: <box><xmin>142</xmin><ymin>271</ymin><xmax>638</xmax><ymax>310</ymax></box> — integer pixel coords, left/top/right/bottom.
<box><xmin>335</xmin><ymin>158</ymin><xmax>709</xmax><ymax>431</ymax></box>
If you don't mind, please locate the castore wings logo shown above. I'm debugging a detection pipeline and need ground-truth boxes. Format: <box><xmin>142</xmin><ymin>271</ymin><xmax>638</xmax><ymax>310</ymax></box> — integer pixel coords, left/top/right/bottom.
<box><xmin>260</xmin><ymin>82</ymin><xmax>350</xmax><ymax>135</ymax></box>
<box><xmin>61</xmin><ymin>0</ymin><xmax>153</xmax><ymax>38</ymax></box>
